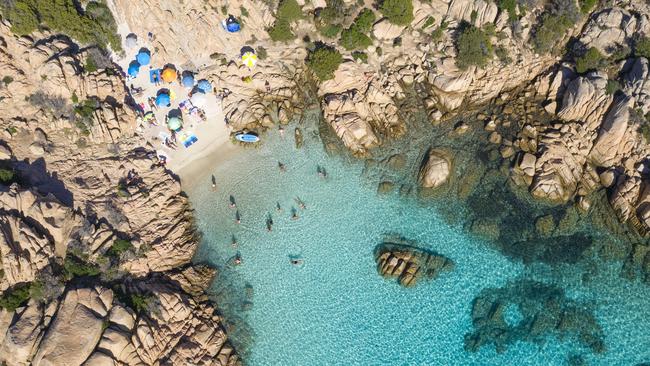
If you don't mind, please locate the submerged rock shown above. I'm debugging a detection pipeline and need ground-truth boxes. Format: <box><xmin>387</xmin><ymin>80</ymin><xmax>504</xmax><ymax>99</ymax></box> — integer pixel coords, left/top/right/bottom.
<box><xmin>374</xmin><ymin>241</ymin><xmax>454</xmax><ymax>287</ymax></box>
<box><xmin>419</xmin><ymin>150</ymin><xmax>452</xmax><ymax>189</ymax></box>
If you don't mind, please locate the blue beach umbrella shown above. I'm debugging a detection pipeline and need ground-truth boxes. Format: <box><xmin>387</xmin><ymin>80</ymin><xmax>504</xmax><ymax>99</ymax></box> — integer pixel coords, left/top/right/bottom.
<box><xmin>156</xmin><ymin>93</ymin><xmax>171</xmax><ymax>107</ymax></box>
<box><xmin>136</xmin><ymin>49</ymin><xmax>151</xmax><ymax>66</ymax></box>
<box><xmin>127</xmin><ymin>61</ymin><xmax>140</xmax><ymax>77</ymax></box>
<box><xmin>196</xmin><ymin>79</ymin><xmax>212</xmax><ymax>93</ymax></box>
<box><xmin>226</xmin><ymin>16</ymin><xmax>241</xmax><ymax>33</ymax></box>
<box><xmin>182</xmin><ymin>74</ymin><xmax>195</xmax><ymax>88</ymax></box>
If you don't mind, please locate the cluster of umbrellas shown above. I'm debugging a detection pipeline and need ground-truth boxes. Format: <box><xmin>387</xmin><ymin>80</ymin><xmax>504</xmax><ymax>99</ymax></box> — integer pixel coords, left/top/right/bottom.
<box><xmin>128</xmin><ymin>48</ymin><xmax>151</xmax><ymax>78</ymax></box>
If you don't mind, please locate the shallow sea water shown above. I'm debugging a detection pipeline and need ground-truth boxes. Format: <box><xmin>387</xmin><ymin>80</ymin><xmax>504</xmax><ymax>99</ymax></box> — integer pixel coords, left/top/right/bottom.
<box><xmin>186</xmin><ymin>120</ymin><xmax>650</xmax><ymax>365</ymax></box>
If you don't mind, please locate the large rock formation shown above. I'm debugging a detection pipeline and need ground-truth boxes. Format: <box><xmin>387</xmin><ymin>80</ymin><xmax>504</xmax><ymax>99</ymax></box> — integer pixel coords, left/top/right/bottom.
<box><xmin>419</xmin><ymin>149</ymin><xmax>452</xmax><ymax>189</ymax></box>
<box><xmin>375</xmin><ymin>240</ymin><xmax>454</xmax><ymax>287</ymax></box>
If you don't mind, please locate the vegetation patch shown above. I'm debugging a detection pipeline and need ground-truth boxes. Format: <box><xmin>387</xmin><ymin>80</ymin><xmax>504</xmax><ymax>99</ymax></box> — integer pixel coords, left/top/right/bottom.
<box><xmin>0</xmin><ymin>281</ymin><xmax>43</xmax><ymax>311</ymax></box>
<box><xmin>0</xmin><ymin>0</ymin><xmax>122</xmax><ymax>52</ymax></box>
<box><xmin>63</xmin><ymin>253</ymin><xmax>101</xmax><ymax>280</ymax></box>
<box><xmin>268</xmin><ymin>0</ymin><xmax>303</xmax><ymax>42</ymax></box>
<box><xmin>455</xmin><ymin>24</ymin><xmax>493</xmax><ymax>69</ymax></box>
<box><xmin>379</xmin><ymin>0</ymin><xmax>413</xmax><ymax>26</ymax></box>
<box><xmin>575</xmin><ymin>47</ymin><xmax>604</xmax><ymax>73</ymax></box>
<box><xmin>339</xmin><ymin>8</ymin><xmax>375</xmax><ymax>50</ymax></box>
<box><xmin>107</xmin><ymin>239</ymin><xmax>134</xmax><ymax>258</ymax></box>
<box><xmin>579</xmin><ymin>0</ymin><xmax>596</xmax><ymax>14</ymax></box>
<box><xmin>532</xmin><ymin>0</ymin><xmax>579</xmax><ymax>54</ymax></box>
<box><xmin>306</xmin><ymin>43</ymin><xmax>343</xmax><ymax>81</ymax></box>
<box><xmin>634</xmin><ymin>37</ymin><xmax>650</xmax><ymax>59</ymax></box>
<box><xmin>0</xmin><ymin>168</ymin><xmax>15</xmax><ymax>183</ymax></box>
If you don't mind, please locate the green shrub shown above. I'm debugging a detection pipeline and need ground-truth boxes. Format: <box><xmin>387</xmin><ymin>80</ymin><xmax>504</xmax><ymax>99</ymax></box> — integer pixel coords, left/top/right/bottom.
<box><xmin>353</xmin><ymin>8</ymin><xmax>376</xmax><ymax>33</ymax></box>
<box><xmin>635</xmin><ymin>37</ymin><xmax>650</xmax><ymax>59</ymax></box>
<box><xmin>431</xmin><ymin>21</ymin><xmax>447</xmax><ymax>41</ymax></box>
<box><xmin>0</xmin><ymin>282</ymin><xmax>41</xmax><ymax>311</ymax></box>
<box><xmin>579</xmin><ymin>0</ymin><xmax>596</xmax><ymax>14</ymax></box>
<box><xmin>320</xmin><ymin>23</ymin><xmax>342</xmax><ymax>38</ymax></box>
<box><xmin>605</xmin><ymin>79</ymin><xmax>621</xmax><ymax>95</ymax></box>
<box><xmin>0</xmin><ymin>168</ymin><xmax>14</xmax><ymax>183</ymax></box>
<box><xmin>2</xmin><ymin>2</ymin><xmax>38</xmax><ymax>36</ymax></box>
<box><xmin>532</xmin><ymin>5</ymin><xmax>577</xmax><ymax>55</ymax></box>
<box><xmin>107</xmin><ymin>239</ymin><xmax>134</xmax><ymax>258</ymax></box>
<box><xmin>268</xmin><ymin>19</ymin><xmax>295</xmax><ymax>42</ymax></box>
<box><xmin>455</xmin><ymin>25</ymin><xmax>493</xmax><ymax>69</ymax></box>
<box><xmin>340</xmin><ymin>28</ymin><xmax>372</xmax><ymax>50</ymax></box>
<box><xmin>306</xmin><ymin>44</ymin><xmax>343</xmax><ymax>81</ymax></box>
<box><xmin>352</xmin><ymin>51</ymin><xmax>368</xmax><ymax>63</ymax></box>
<box><xmin>130</xmin><ymin>293</ymin><xmax>150</xmax><ymax>313</ymax></box>
<box><xmin>639</xmin><ymin>119</ymin><xmax>650</xmax><ymax>142</ymax></box>
<box><xmin>575</xmin><ymin>47</ymin><xmax>603</xmax><ymax>73</ymax></box>
<box><xmin>276</xmin><ymin>0</ymin><xmax>302</xmax><ymax>21</ymax></box>
<box><xmin>63</xmin><ymin>254</ymin><xmax>100</xmax><ymax>280</ymax></box>
<box><xmin>379</xmin><ymin>0</ymin><xmax>413</xmax><ymax>26</ymax></box>
<box><xmin>2</xmin><ymin>76</ymin><xmax>13</xmax><ymax>85</ymax></box>
<box><xmin>1</xmin><ymin>0</ymin><xmax>122</xmax><ymax>51</ymax></box>
<box><xmin>497</xmin><ymin>0</ymin><xmax>518</xmax><ymax>21</ymax></box>
<box><xmin>84</xmin><ymin>55</ymin><xmax>98</xmax><ymax>73</ymax></box>
<box><xmin>422</xmin><ymin>16</ymin><xmax>435</xmax><ymax>29</ymax></box>
<box><xmin>240</xmin><ymin>6</ymin><xmax>249</xmax><ymax>17</ymax></box>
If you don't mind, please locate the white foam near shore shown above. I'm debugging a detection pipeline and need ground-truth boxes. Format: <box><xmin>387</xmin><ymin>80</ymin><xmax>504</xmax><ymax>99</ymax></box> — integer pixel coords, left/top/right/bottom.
<box><xmin>112</xmin><ymin>22</ymin><xmax>234</xmax><ymax>176</ymax></box>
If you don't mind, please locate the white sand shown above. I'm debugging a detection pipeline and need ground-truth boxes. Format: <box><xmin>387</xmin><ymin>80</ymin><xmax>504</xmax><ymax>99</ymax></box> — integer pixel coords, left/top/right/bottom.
<box><xmin>112</xmin><ymin>23</ymin><xmax>234</xmax><ymax>180</ymax></box>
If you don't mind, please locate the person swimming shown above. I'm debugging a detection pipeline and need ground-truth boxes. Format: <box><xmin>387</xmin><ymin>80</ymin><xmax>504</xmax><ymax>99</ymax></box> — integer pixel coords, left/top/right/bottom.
<box><xmin>235</xmin><ymin>210</ymin><xmax>241</xmax><ymax>224</ymax></box>
<box><xmin>234</xmin><ymin>256</ymin><xmax>242</xmax><ymax>265</ymax></box>
<box><xmin>211</xmin><ymin>175</ymin><xmax>217</xmax><ymax>190</ymax></box>
<box><xmin>278</xmin><ymin>161</ymin><xmax>287</xmax><ymax>172</ymax></box>
<box><xmin>229</xmin><ymin>195</ymin><xmax>236</xmax><ymax>208</ymax></box>
<box><xmin>290</xmin><ymin>259</ymin><xmax>303</xmax><ymax>265</ymax></box>
<box><xmin>231</xmin><ymin>234</ymin><xmax>238</xmax><ymax>248</ymax></box>
<box><xmin>290</xmin><ymin>207</ymin><xmax>299</xmax><ymax>220</ymax></box>
<box><xmin>279</xmin><ymin>125</ymin><xmax>285</xmax><ymax>137</ymax></box>
<box><xmin>276</xmin><ymin>202</ymin><xmax>282</xmax><ymax>212</ymax></box>
<box><xmin>266</xmin><ymin>214</ymin><xmax>274</xmax><ymax>232</ymax></box>
<box><xmin>295</xmin><ymin>197</ymin><xmax>306</xmax><ymax>210</ymax></box>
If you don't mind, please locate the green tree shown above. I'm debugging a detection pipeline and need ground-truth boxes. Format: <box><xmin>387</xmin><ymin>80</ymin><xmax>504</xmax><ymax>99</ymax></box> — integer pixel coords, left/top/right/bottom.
<box><xmin>497</xmin><ymin>0</ymin><xmax>517</xmax><ymax>21</ymax></box>
<box><xmin>306</xmin><ymin>44</ymin><xmax>343</xmax><ymax>81</ymax></box>
<box><xmin>3</xmin><ymin>2</ymin><xmax>38</xmax><ymax>35</ymax></box>
<box><xmin>0</xmin><ymin>169</ymin><xmax>14</xmax><ymax>183</ymax></box>
<box><xmin>575</xmin><ymin>47</ymin><xmax>603</xmax><ymax>73</ymax></box>
<box><xmin>340</xmin><ymin>28</ymin><xmax>372</xmax><ymax>50</ymax></box>
<box><xmin>379</xmin><ymin>0</ymin><xmax>413</xmax><ymax>26</ymax></box>
<box><xmin>455</xmin><ymin>25</ymin><xmax>493</xmax><ymax>69</ymax></box>
<box><xmin>579</xmin><ymin>0</ymin><xmax>596</xmax><ymax>14</ymax></box>
<box><xmin>635</xmin><ymin>37</ymin><xmax>650</xmax><ymax>59</ymax></box>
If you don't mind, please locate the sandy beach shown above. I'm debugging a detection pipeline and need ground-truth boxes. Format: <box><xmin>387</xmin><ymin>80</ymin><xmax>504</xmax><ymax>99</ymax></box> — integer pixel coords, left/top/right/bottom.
<box><xmin>112</xmin><ymin>20</ymin><xmax>234</xmax><ymax>180</ymax></box>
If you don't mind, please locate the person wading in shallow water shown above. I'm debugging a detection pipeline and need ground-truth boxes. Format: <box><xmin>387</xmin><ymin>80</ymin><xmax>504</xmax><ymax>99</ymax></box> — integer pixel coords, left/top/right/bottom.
<box><xmin>290</xmin><ymin>259</ymin><xmax>303</xmax><ymax>266</ymax></box>
<box><xmin>229</xmin><ymin>195</ymin><xmax>236</xmax><ymax>208</ymax></box>
<box><xmin>235</xmin><ymin>210</ymin><xmax>241</xmax><ymax>224</ymax></box>
<box><xmin>211</xmin><ymin>175</ymin><xmax>217</xmax><ymax>190</ymax></box>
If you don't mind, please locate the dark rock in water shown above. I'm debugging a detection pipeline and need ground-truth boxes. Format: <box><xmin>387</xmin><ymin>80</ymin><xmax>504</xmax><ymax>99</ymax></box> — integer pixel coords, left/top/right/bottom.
<box><xmin>465</xmin><ymin>279</ymin><xmax>605</xmax><ymax>356</ymax></box>
<box><xmin>294</xmin><ymin>127</ymin><xmax>303</xmax><ymax>148</ymax></box>
<box><xmin>377</xmin><ymin>181</ymin><xmax>395</xmax><ymax>194</ymax></box>
<box><xmin>374</xmin><ymin>241</ymin><xmax>454</xmax><ymax>287</ymax></box>
<box><xmin>386</xmin><ymin>154</ymin><xmax>407</xmax><ymax>170</ymax></box>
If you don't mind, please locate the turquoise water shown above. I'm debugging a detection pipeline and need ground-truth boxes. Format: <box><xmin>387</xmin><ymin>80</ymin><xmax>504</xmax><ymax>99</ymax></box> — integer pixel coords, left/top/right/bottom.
<box><xmin>187</xmin><ymin>120</ymin><xmax>650</xmax><ymax>365</ymax></box>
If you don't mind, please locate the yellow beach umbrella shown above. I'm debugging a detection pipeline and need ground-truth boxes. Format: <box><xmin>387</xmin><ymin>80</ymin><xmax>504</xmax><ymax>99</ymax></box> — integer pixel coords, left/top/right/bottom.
<box><xmin>241</xmin><ymin>51</ymin><xmax>257</xmax><ymax>69</ymax></box>
<box><xmin>161</xmin><ymin>68</ymin><xmax>177</xmax><ymax>83</ymax></box>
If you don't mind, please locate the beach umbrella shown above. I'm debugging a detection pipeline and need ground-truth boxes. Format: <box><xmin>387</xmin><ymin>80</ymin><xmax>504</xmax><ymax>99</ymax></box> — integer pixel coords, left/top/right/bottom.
<box><xmin>136</xmin><ymin>49</ymin><xmax>151</xmax><ymax>66</ymax></box>
<box><xmin>125</xmin><ymin>33</ymin><xmax>137</xmax><ymax>48</ymax></box>
<box><xmin>167</xmin><ymin>116</ymin><xmax>182</xmax><ymax>131</ymax></box>
<box><xmin>156</xmin><ymin>93</ymin><xmax>171</xmax><ymax>107</ymax></box>
<box><xmin>182</xmin><ymin>74</ymin><xmax>195</xmax><ymax>88</ymax></box>
<box><xmin>127</xmin><ymin>61</ymin><xmax>140</xmax><ymax>77</ymax></box>
<box><xmin>241</xmin><ymin>51</ymin><xmax>257</xmax><ymax>69</ymax></box>
<box><xmin>190</xmin><ymin>92</ymin><xmax>207</xmax><ymax>107</ymax></box>
<box><xmin>226</xmin><ymin>16</ymin><xmax>241</xmax><ymax>33</ymax></box>
<box><xmin>161</xmin><ymin>67</ymin><xmax>177</xmax><ymax>83</ymax></box>
<box><xmin>196</xmin><ymin>79</ymin><xmax>212</xmax><ymax>93</ymax></box>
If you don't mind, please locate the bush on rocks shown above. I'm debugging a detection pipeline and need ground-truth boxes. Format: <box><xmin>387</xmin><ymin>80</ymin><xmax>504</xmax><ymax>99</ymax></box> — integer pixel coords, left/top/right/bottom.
<box><xmin>0</xmin><ymin>0</ymin><xmax>122</xmax><ymax>51</ymax></box>
<box><xmin>532</xmin><ymin>0</ymin><xmax>579</xmax><ymax>54</ymax></box>
<box><xmin>575</xmin><ymin>47</ymin><xmax>604</xmax><ymax>73</ymax></box>
<box><xmin>379</xmin><ymin>0</ymin><xmax>413</xmax><ymax>26</ymax></box>
<box><xmin>339</xmin><ymin>9</ymin><xmax>375</xmax><ymax>50</ymax></box>
<box><xmin>306</xmin><ymin>44</ymin><xmax>343</xmax><ymax>81</ymax></box>
<box><xmin>634</xmin><ymin>37</ymin><xmax>650</xmax><ymax>59</ymax></box>
<box><xmin>268</xmin><ymin>0</ymin><xmax>303</xmax><ymax>42</ymax></box>
<box><xmin>455</xmin><ymin>24</ymin><xmax>493</xmax><ymax>69</ymax></box>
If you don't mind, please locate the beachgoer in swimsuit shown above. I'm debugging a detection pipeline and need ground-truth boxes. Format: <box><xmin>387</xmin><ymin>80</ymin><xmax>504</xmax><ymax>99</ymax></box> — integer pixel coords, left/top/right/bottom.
<box><xmin>279</xmin><ymin>125</ymin><xmax>285</xmax><ymax>138</ymax></box>
<box><xmin>234</xmin><ymin>257</ymin><xmax>242</xmax><ymax>265</ymax></box>
<box><xmin>211</xmin><ymin>175</ymin><xmax>217</xmax><ymax>190</ymax></box>
<box><xmin>265</xmin><ymin>80</ymin><xmax>271</xmax><ymax>93</ymax></box>
<box><xmin>235</xmin><ymin>210</ymin><xmax>241</xmax><ymax>224</ymax></box>
<box><xmin>295</xmin><ymin>197</ymin><xmax>306</xmax><ymax>210</ymax></box>
<box><xmin>231</xmin><ymin>235</ymin><xmax>238</xmax><ymax>248</ymax></box>
<box><xmin>291</xmin><ymin>208</ymin><xmax>299</xmax><ymax>220</ymax></box>
<box><xmin>229</xmin><ymin>195</ymin><xmax>236</xmax><ymax>208</ymax></box>
<box><xmin>276</xmin><ymin>202</ymin><xmax>282</xmax><ymax>212</ymax></box>
<box><xmin>290</xmin><ymin>259</ymin><xmax>303</xmax><ymax>265</ymax></box>
<box><xmin>278</xmin><ymin>162</ymin><xmax>286</xmax><ymax>172</ymax></box>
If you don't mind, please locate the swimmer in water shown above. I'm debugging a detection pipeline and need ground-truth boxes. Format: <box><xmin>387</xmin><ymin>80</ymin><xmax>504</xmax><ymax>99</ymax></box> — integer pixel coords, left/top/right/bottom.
<box><xmin>290</xmin><ymin>207</ymin><xmax>299</xmax><ymax>220</ymax></box>
<box><xmin>231</xmin><ymin>234</ymin><xmax>238</xmax><ymax>248</ymax></box>
<box><xmin>235</xmin><ymin>210</ymin><xmax>241</xmax><ymax>224</ymax></box>
<box><xmin>276</xmin><ymin>202</ymin><xmax>282</xmax><ymax>212</ymax></box>
<box><xmin>295</xmin><ymin>197</ymin><xmax>306</xmax><ymax>210</ymax></box>
<box><xmin>290</xmin><ymin>259</ymin><xmax>303</xmax><ymax>265</ymax></box>
<box><xmin>234</xmin><ymin>256</ymin><xmax>242</xmax><ymax>265</ymax></box>
<box><xmin>211</xmin><ymin>175</ymin><xmax>217</xmax><ymax>190</ymax></box>
<box><xmin>266</xmin><ymin>214</ymin><xmax>274</xmax><ymax>232</ymax></box>
<box><xmin>279</xmin><ymin>125</ymin><xmax>285</xmax><ymax>137</ymax></box>
<box><xmin>278</xmin><ymin>161</ymin><xmax>286</xmax><ymax>172</ymax></box>
<box><xmin>229</xmin><ymin>195</ymin><xmax>236</xmax><ymax>208</ymax></box>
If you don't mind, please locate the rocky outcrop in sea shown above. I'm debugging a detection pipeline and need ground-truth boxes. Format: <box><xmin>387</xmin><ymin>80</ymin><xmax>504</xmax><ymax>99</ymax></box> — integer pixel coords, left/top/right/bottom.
<box><xmin>375</xmin><ymin>239</ymin><xmax>454</xmax><ymax>287</ymax></box>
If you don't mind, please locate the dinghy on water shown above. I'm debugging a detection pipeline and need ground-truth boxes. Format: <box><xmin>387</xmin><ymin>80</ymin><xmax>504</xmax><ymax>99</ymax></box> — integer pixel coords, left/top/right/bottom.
<box><xmin>234</xmin><ymin>132</ymin><xmax>260</xmax><ymax>143</ymax></box>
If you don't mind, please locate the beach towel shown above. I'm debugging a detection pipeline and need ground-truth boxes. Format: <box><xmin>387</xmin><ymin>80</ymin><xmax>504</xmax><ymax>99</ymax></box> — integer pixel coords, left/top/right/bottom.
<box><xmin>149</xmin><ymin>69</ymin><xmax>162</xmax><ymax>84</ymax></box>
<box><xmin>183</xmin><ymin>133</ymin><xmax>198</xmax><ymax>148</ymax></box>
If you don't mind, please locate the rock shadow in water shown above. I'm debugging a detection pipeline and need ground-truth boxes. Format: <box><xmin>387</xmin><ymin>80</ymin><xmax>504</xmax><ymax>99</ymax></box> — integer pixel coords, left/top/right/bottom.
<box><xmin>464</xmin><ymin>279</ymin><xmax>605</xmax><ymax>356</ymax></box>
